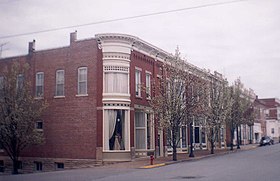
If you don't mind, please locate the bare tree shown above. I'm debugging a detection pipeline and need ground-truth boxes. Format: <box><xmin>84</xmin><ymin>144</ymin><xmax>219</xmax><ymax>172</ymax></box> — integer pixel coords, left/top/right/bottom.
<box><xmin>230</xmin><ymin>78</ymin><xmax>253</xmax><ymax>149</ymax></box>
<box><xmin>0</xmin><ymin>63</ymin><xmax>47</xmax><ymax>174</ymax></box>
<box><xmin>150</xmin><ymin>48</ymin><xmax>208</xmax><ymax>161</ymax></box>
<box><xmin>204</xmin><ymin>74</ymin><xmax>231</xmax><ymax>154</ymax></box>
<box><xmin>244</xmin><ymin>102</ymin><xmax>255</xmax><ymax>144</ymax></box>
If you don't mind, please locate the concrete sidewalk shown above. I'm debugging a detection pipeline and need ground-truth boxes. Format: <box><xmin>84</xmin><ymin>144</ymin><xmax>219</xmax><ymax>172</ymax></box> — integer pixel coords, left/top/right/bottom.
<box><xmin>101</xmin><ymin>144</ymin><xmax>258</xmax><ymax>169</ymax></box>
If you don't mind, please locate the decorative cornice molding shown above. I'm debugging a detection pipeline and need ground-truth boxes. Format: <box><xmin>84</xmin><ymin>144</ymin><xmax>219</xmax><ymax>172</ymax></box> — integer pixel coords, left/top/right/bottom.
<box><xmin>95</xmin><ymin>33</ymin><xmax>229</xmax><ymax>85</ymax></box>
<box><xmin>95</xmin><ymin>33</ymin><xmax>173</xmax><ymax>62</ymax></box>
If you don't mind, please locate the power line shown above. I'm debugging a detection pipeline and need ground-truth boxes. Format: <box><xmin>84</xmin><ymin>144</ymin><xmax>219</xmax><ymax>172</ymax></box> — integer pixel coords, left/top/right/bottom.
<box><xmin>0</xmin><ymin>0</ymin><xmax>249</xmax><ymax>39</ymax></box>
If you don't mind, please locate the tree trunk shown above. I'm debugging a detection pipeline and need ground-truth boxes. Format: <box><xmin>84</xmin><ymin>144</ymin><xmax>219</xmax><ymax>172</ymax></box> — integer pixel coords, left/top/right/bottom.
<box><xmin>172</xmin><ymin>144</ymin><xmax>177</xmax><ymax>161</ymax></box>
<box><xmin>230</xmin><ymin>126</ymin><xmax>234</xmax><ymax>151</ymax></box>
<box><xmin>236</xmin><ymin>126</ymin><xmax>240</xmax><ymax>149</ymax></box>
<box><xmin>12</xmin><ymin>158</ymin><xmax>18</xmax><ymax>174</ymax></box>
<box><xmin>210</xmin><ymin>128</ymin><xmax>214</xmax><ymax>154</ymax></box>
<box><xmin>172</xmin><ymin>129</ymin><xmax>177</xmax><ymax>161</ymax></box>
<box><xmin>211</xmin><ymin>140</ymin><xmax>214</xmax><ymax>154</ymax></box>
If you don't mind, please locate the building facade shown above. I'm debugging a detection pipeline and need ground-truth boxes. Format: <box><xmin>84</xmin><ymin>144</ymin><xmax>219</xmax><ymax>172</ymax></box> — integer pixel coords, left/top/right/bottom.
<box><xmin>0</xmin><ymin>32</ymin><xmax>230</xmax><ymax>173</ymax></box>
<box><xmin>0</xmin><ymin>32</ymin><xmax>188</xmax><ymax>173</ymax></box>
<box><xmin>259</xmin><ymin>98</ymin><xmax>280</xmax><ymax>142</ymax></box>
<box><xmin>253</xmin><ymin>96</ymin><xmax>267</xmax><ymax>143</ymax></box>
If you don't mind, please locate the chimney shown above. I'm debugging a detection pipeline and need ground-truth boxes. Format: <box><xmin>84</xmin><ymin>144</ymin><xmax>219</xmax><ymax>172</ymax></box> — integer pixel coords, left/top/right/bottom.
<box><xmin>70</xmin><ymin>30</ymin><xmax>77</xmax><ymax>44</ymax></box>
<box><xmin>28</xmin><ymin>39</ymin><xmax>35</xmax><ymax>54</ymax></box>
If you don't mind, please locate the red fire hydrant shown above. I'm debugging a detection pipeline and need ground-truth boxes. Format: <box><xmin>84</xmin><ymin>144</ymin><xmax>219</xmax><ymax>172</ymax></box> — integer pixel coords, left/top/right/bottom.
<box><xmin>150</xmin><ymin>155</ymin><xmax>154</xmax><ymax>165</ymax></box>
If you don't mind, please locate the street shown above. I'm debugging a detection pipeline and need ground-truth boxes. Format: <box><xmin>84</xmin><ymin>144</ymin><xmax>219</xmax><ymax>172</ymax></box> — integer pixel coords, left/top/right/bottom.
<box><xmin>2</xmin><ymin>144</ymin><xmax>280</xmax><ymax>181</ymax></box>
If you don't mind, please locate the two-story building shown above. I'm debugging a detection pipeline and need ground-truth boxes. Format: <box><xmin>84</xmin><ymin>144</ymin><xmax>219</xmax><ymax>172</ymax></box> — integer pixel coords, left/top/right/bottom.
<box><xmin>259</xmin><ymin>98</ymin><xmax>280</xmax><ymax>142</ymax></box>
<box><xmin>0</xmin><ymin>32</ymin><xmax>198</xmax><ymax>173</ymax></box>
<box><xmin>0</xmin><ymin>32</ymin><xmax>231</xmax><ymax>173</ymax></box>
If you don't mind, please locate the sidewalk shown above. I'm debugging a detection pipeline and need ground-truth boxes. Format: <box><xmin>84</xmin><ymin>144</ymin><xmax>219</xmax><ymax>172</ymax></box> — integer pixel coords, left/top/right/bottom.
<box><xmin>101</xmin><ymin>144</ymin><xmax>258</xmax><ymax>169</ymax></box>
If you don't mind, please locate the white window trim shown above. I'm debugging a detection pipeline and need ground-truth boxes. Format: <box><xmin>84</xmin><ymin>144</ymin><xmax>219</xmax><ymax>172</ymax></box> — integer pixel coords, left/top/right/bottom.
<box><xmin>135</xmin><ymin>68</ymin><xmax>141</xmax><ymax>98</ymax></box>
<box><xmin>135</xmin><ymin>111</ymin><xmax>155</xmax><ymax>151</ymax></box>
<box><xmin>103</xmin><ymin>108</ymin><xmax>130</xmax><ymax>152</ymax></box>
<box><xmin>35</xmin><ymin>72</ymin><xmax>44</xmax><ymax>98</ymax></box>
<box><xmin>55</xmin><ymin>70</ymin><xmax>65</xmax><ymax>97</ymax></box>
<box><xmin>145</xmin><ymin>71</ymin><xmax>151</xmax><ymax>100</ymax></box>
<box><xmin>103</xmin><ymin>65</ymin><xmax>129</xmax><ymax>94</ymax></box>
<box><xmin>78</xmin><ymin>67</ymin><xmax>88</xmax><ymax>95</ymax></box>
<box><xmin>54</xmin><ymin>95</ymin><xmax>65</xmax><ymax>99</ymax></box>
<box><xmin>16</xmin><ymin>74</ymin><xmax>24</xmax><ymax>90</ymax></box>
<box><xmin>135</xmin><ymin>112</ymin><xmax>147</xmax><ymax>150</ymax></box>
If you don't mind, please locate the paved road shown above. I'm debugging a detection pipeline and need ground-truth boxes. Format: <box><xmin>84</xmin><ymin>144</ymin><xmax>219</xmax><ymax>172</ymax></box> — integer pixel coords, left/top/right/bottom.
<box><xmin>2</xmin><ymin>144</ymin><xmax>280</xmax><ymax>181</ymax></box>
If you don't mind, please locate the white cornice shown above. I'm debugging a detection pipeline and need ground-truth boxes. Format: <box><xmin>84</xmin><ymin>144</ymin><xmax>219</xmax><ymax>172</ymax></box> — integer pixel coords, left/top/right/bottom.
<box><xmin>95</xmin><ymin>33</ymin><xmax>227</xmax><ymax>83</ymax></box>
<box><xmin>95</xmin><ymin>33</ymin><xmax>173</xmax><ymax>62</ymax></box>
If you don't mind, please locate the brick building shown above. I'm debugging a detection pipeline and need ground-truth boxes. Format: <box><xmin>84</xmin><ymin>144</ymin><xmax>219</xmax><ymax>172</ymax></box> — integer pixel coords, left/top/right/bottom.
<box><xmin>253</xmin><ymin>96</ymin><xmax>267</xmax><ymax>142</ymax></box>
<box><xmin>259</xmin><ymin>98</ymin><xmax>280</xmax><ymax>142</ymax></box>
<box><xmin>0</xmin><ymin>32</ymin><xmax>180</xmax><ymax>173</ymax></box>
<box><xmin>0</xmin><ymin>32</ymin><xmax>229</xmax><ymax>173</ymax></box>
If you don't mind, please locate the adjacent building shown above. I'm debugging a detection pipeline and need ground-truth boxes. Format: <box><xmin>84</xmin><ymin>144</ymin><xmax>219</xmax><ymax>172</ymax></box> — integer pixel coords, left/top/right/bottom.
<box><xmin>259</xmin><ymin>98</ymin><xmax>280</xmax><ymax>142</ymax></box>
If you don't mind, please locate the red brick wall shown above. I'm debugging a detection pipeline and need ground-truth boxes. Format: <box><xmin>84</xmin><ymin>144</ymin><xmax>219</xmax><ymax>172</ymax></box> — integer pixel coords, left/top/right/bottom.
<box><xmin>129</xmin><ymin>50</ymin><xmax>163</xmax><ymax>148</ymax></box>
<box><xmin>0</xmin><ymin>38</ymin><xmax>100</xmax><ymax>159</ymax></box>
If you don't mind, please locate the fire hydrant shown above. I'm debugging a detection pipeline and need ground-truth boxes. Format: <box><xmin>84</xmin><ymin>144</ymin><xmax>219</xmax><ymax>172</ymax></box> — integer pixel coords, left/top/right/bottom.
<box><xmin>150</xmin><ymin>155</ymin><xmax>154</xmax><ymax>165</ymax></box>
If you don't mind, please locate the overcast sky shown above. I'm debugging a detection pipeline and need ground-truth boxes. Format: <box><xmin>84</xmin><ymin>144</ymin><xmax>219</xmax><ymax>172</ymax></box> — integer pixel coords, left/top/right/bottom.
<box><xmin>0</xmin><ymin>0</ymin><xmax>279</xmax><ymax>99</ymax></box>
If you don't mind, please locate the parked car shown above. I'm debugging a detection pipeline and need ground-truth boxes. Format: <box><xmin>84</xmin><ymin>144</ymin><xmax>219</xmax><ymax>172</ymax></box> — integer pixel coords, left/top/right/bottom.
<box><xmin>260</xmin><ymin>136</ymin><xmax>274</xmax><ymax>146</ymax></box>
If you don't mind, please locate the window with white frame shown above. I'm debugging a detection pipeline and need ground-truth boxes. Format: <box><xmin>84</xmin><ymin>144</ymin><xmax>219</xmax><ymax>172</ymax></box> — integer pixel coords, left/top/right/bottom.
<box><xmin>220</xmin><ymin>127</ymin><xmax>224</xmax><ymax>142</ymax></box>
<box><xmin>103</xmin><ymin>109</ymin><xmax>130</xmax><ymax>151</ymax></box>
<box><xmin>16</xmin><ymin>74</ymin><xmax>24</xmax><ymax>90</ymax></box>
<box><xmin>146</xmin><ymin>113</ymin><xmax>153</xmax><ymax>149</ymax></box>
<box><xmin>135</xmin><ymin>111</ymin><xmax>154</xmax><ymax>150</ymax></box>
<box><xmin>35</xmin><ymin>72</ymin><xmax>44</xmax><ymax>97</ymax></box>
<box><xmin>78</xmin><ymin>67</ymin><xmax>87</xmax><ymax>95</ymax></box>
<box><xmin>135</xmin><ymin>112</ymin><xmax>145</xmax><ymax>149</ymax></box>
<box><xmin>146</xmin><ymin>72</ymin><xmax>151</xmax><ymax>99</ymax></box>
<box><xmin>55</xmin><ymin>70</ymin><xmax>64</xmax><ymax>96</ymax></box>
<box><xmin>104</xmin><ymin>66</ymin><xmax>129</xmax><ymax>94</ymax></box>
<box><xmin>135</xmin><ymin>69</ymin><xmax>141</xmax><ymax>97</ymax></box>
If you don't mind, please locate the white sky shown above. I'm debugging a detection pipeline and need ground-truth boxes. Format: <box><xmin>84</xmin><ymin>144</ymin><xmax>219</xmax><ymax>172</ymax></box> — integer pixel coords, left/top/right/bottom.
<box><xmin>0</xmin><ymin>0</ymin><xmax>279</xmax><ymax>99</ymax></box>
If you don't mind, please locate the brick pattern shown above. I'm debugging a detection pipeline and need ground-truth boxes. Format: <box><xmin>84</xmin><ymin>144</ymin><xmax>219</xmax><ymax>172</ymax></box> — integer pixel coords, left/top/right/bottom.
<box><xmin>0</xmin><ymin>156</ymin><xmax>102</xmax><ymax>174</ymax></box>
<box><xmin>0</xmin><ymin>38</ymin><xmax>99</xmax><ymax>160</ymax></box>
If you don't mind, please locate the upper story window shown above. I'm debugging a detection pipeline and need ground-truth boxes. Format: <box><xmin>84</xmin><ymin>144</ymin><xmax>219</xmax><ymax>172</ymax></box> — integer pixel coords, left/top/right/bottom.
<box><xmin>55</xmin><ymin>70</ymin><xmax>64</xmax><ymax>96</ymax></box>
<box><xmin>35</xmin><ymin>72</ymin><xmax>44</xmax><ymax>97</ymax></box>
<box><xmin>78</xmin><ymin>67</ymin><xmax>87</xmax><ymax>95</ymax></box>
<box><xmin>135</xmin><ymin>69</ymin><xmax>141</xmax><ymax>97</ymax></box>
<box><xmin>16</xmin><ymin>74</ymin><xmax>24</xmax><ymax>90</ymax></box>
<box><xmin>104</xmin><ymin>66</ymin><xmax>129</xmax><ymax>94</ymax></box>
<box><xmin>146</xmin><ymin>72</ymin><xmax>151</xmax><ymax>99</ymax></box>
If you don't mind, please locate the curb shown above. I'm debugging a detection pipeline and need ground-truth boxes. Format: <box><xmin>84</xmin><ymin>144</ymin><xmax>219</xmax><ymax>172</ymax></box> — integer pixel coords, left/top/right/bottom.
<box><xmin>139</xmin><ymin>145</ymin><xmax>258</xmax><ymax>169</ymax></box>
<box><xmin>140</xmin><ymin>163</ymin><xmax>166</xmax><ymax>169</ymax></box>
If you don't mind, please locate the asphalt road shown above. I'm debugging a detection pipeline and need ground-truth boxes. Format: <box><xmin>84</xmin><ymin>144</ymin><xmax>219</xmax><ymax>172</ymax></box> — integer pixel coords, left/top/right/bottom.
<box><xmin>2</xmin><ymin>144</ymin><xmax>280</xmax><ymax>181</ymax></box>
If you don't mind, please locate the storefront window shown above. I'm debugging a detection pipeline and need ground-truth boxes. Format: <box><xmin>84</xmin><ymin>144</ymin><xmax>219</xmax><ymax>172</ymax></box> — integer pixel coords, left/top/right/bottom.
<box><xmin>104</xmin><ymin>109</ymin><xmax>129</xmax><ymax>151</ymax></box>
<box><xmin>135</xmin><ymin>112</ymin><xmax>153</xmax><ymax>150</ymax></box>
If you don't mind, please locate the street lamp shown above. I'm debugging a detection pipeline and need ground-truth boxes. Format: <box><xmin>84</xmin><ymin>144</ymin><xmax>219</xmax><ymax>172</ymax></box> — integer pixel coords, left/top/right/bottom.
<box><xmin>189</xmin><ymin>121</ymin><xmax>194</xmax><ymax>157</ymax></box>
